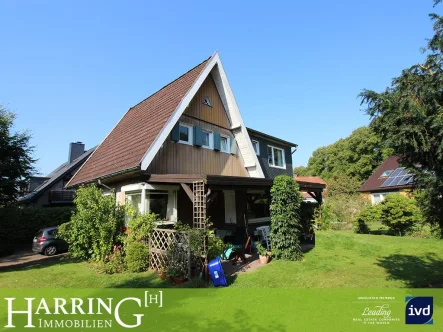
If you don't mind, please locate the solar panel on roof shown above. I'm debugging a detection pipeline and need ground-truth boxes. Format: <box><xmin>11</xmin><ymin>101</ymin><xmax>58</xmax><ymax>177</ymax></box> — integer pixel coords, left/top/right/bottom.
<box><xmin>390</xmin><ymin>176</ymin><xmax>403</xmax><ymax>186</ymax></box>
<box><xmin>390</xmin><ymin>168</ymin><xmax>403</xmax><ymax>177</ymax></box>
<box><xmin>398</xmin><ymin>175</ymin><xmax>414</xmax><ymax>186</ymax></box>
<box><xmin>399</xmin><ymin>169</ymin><xmax>408</xmax><ymax>176</ymax></box>
<box><xmin>380</xmin><ymin>167</ymin><xmax>414</xmax><ymax>188</ymax></box>
<box><xmin>380</xmin><ymin>177</ymin><xmax>395</xmax><ymax>187</ymax></box>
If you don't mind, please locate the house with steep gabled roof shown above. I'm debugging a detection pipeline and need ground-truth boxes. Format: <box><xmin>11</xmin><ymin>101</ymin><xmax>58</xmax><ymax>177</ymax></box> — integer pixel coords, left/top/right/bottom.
<box><xmin>66</xmin><ymin>52</ymin><xmax>323</xmax><ymax>230</ymax></box>
<box><xmin>359</xmin><ymin>155</ymin><xmax>415</xmax><ymax>204</ymax></box>
<box><xmin>18</xmin><ymin>142</ymin><xmax>95</xmax><ymax>207</ymax></box>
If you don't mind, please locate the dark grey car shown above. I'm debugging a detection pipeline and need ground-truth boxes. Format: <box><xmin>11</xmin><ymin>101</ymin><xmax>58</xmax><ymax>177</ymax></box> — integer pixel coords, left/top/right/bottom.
<box><xmin>32</xmin><ymin>227</ymin><xmax>69</xmax><ymax>256</ymax></box>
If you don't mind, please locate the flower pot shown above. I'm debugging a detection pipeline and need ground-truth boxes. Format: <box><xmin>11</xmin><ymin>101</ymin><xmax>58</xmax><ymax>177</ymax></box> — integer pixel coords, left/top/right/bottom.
<box><xmin>259</xmin><ymin>255</ymin><xmax>269</xmax><ymax>264</ymax></box>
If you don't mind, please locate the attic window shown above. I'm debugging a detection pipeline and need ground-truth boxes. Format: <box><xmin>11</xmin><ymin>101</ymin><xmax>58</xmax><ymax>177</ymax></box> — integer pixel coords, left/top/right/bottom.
<box><xmin>203</xmin><ymin>96</ymin><xmax>213</xmax><ymax>108</ymax></box>
<box><xmin>380</xmin><ymin>170</ymin><xmax>393</xmax><ymax>178</ymax></box>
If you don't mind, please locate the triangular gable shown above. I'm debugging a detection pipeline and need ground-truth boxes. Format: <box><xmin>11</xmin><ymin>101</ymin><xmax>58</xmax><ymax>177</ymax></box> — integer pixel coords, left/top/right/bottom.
<box><xmin>68</xmin><ymin>52</ymin><xmax>264</xmax><ymax>187</ymax></box>
<box><xmin>184</xmin><ymin>74</ymin><xmax>231</xmax><ymax>129</ymax></box>
<box><xmin>140</xmin><ymin>52</ymin><xmax>264</xmax><ymax>178</ymax></box>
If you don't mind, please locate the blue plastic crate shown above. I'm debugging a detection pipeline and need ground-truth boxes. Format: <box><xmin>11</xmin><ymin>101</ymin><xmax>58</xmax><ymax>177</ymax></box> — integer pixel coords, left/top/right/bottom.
<box><xmin>208</xmin><ymin>256</ymin><xmax>228</xmax><ymax>287</ymax></box>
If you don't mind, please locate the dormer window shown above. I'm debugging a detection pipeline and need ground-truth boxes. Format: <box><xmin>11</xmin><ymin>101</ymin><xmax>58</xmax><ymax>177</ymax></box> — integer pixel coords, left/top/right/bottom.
<box><xmin>203</xmin><ymin>96</ymin><xmax>213</xmax><ymax>107</ymax></box>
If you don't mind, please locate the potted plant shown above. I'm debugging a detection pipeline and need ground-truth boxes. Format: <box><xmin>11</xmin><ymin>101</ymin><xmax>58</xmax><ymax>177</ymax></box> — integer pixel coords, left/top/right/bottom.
<box><xmin>164</xmin><ymin>266</ymin><xmax>187</xmax><ymax>285</ymax></box>
<box><xmin>255</xmin><ymin>242</ymin><xmax>270</xmax><ymax>264</ymax></box>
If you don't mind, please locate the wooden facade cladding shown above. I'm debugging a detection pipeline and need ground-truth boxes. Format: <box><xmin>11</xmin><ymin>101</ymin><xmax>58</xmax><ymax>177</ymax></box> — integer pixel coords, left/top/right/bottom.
<box><xmin>183</xmin><ymin>74</ymin><xmax>231</xmax><ymax>129</ymax></box>
<box><xmin>146</xmin><ymin>119</ymin><xmax>248</xmax><ymax>177</ymax></box>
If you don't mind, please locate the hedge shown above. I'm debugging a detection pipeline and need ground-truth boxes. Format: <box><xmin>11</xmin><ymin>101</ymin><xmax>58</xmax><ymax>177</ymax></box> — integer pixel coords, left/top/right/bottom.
<box><xmin>0</xmin><ymin>207</ymin><xmax>74</xmax><ymax>256</ymax></box>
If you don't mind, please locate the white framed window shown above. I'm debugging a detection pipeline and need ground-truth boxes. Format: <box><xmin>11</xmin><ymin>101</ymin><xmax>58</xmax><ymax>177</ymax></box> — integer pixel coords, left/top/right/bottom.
<box><xmin>122</xmin><ymin>183</ymin><xmax>178</xmax><ymax>222</ymax></box>
<box><xmin>371</xmin><ymin>192</ymin><xmax>398</xmax><ymax>204</ymax></box>
<box><xmin>125</xmin><ymin>191</ymin><xmax>143</xmax><ymax>213</ymax></box>
<box><xmin>220</xmin><ymin>135</ymin><xmax>230</xmax><ymax>153</ymax></box>
<box><xmin>252</xmin><ymin>140</ymin><xmax>260</xmax><ymax>155</ymax></box>
<box><xmin>145</xmin><ymin>190</ymin><xmax>169</xmax><ymax>221</ymax></box>
<box><xmin>201</xmin><ymin>129</ymin><xmax>213</xmax><ymax>149</ymax></box>
<box><xmin>178</xmin><ymin>123</ymin><xmax>193</xmax><ymax>145</ymax></box>
<box><xmin>267</xmin><ymin>145</ymin><xmax>286</xmax><ymax>169</ymax></box>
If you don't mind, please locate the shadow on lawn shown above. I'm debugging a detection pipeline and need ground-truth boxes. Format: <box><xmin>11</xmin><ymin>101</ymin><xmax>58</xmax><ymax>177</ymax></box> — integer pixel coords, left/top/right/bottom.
<box><xmin>376</xmin><ymin>253</ymin><xmax>443</xmax><ymax>288</ymax></box>
<box><xmin>369</xmin><ymin>229</ymin><xmax>395</xmax><ymax>236</ymax></box>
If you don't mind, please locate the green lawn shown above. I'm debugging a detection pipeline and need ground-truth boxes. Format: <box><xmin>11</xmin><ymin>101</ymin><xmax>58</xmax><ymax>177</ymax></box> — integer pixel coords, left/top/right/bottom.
<box><xmin>1</xmin><ymin>231</ymin><xmax>443</xmax><ymax>288</ymax></box>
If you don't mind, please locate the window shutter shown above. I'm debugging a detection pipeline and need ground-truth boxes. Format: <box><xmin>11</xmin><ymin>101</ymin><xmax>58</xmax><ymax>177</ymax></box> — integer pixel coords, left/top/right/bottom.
<box><xmin>170</xmin><ymin>123</ymin><xmax>180</xmax><ymax>142</ymax></box>
<box><xmin>193</xmin><ymin>126</ymin><xmax>203</xmax><ymax>147</ymax></box>
<box><xmin>213</xmin><ymin>132</ymin><xmax>221</xmax><ymax>151</ymax></box>
<box><xmin>230</xmin><ymin>136</ymin><xmax>237</xmax><ymax>155</ymax></box>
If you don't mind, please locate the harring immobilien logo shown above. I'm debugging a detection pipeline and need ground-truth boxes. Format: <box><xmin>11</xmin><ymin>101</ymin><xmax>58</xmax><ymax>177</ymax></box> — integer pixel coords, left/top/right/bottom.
<box><xmin>405</xmin><ymin>296</ymin><xmax>433</xmax><ymax>325</ymax></box>
<box><xmin>4</xmin><ymin>291</ymin><xmax>162</xmax><ymax>329</ymax></box>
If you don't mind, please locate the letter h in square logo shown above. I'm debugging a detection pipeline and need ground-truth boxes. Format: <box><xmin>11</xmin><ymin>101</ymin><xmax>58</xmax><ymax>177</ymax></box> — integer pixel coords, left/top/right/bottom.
<box><xmin>405</xmin><ymin>296</ymin><xmax>433</xmax><ymax>325</ymax></box>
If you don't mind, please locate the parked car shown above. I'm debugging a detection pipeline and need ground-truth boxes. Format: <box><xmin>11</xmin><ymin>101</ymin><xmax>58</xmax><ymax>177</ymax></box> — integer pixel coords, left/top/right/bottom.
<box><xmin>32</xmin><ymin>227</ymin><xmax>69</xmax><ymax>256</ymax></box>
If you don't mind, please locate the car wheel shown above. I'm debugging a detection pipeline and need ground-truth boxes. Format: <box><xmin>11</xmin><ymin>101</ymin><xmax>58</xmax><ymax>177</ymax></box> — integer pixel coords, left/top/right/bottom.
<box><xmin>44</xmin><ymin>245</ymin><xmax>57</xmax><ymax>256</ymax></box>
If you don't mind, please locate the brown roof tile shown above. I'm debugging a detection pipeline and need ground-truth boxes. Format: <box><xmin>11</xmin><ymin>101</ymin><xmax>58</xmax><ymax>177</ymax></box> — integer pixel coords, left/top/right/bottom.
<box><xmin>294</xmin><ymin>176</ymin><xmax>327</xmax><ymax>186</ymax></box>
<box><xmin>68</xmin><ymin>57</ymin><xmax>210</xmax><ymax>186</ymax></box>
<box><xmin>359</xmin><ymin>156</ymin><xmax>412</xmax><ymax>192</ymax></box>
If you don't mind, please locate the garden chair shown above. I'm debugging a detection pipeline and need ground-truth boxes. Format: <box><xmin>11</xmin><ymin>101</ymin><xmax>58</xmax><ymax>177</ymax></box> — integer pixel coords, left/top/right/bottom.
<box><xmin>223</xmin><ymin>227</ymin><xmax>247</xmax><ymax>264</ymax></box>
<box><xmin>256</xmin><ymin>226</ymin><xmax>271</xmax><ymax>251</ymax></box>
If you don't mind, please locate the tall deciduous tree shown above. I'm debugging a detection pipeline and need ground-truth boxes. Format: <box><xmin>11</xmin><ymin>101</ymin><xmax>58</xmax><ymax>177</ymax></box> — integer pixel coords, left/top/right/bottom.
<box><xmin>294</xmin><ymin>126</ymin><xmax>392</xmax><ymax>186</ymax></box>
<box><xmin>0</xmin><ymin>106</ymin><xmax>35</xmax><ymax>206</ymax></box>
<box><xmin>360</xmin><ymin>1</ymin><xmax>443</xmax><ymax>233</ymax></box>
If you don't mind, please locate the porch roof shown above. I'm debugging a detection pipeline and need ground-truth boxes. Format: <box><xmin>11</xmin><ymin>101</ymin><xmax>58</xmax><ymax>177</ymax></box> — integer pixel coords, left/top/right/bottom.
<box><xmin>145</xmin><ymin>174</ymin><xmax>325</xmax><ymax>192</ymax></box>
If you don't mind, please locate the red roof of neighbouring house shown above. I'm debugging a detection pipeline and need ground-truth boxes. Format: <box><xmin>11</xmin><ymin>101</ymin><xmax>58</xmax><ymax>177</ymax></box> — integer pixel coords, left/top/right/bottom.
<box><xmin>359</xmin><ymin>156</ymin><xmax>414</xmax><ymax>192</ymax></box>
<box><xmin>294</xmin><ymin>176</ymin><xmax>327</xmax><ymax>186</ymax></box>
<box><xmin>67</xmin><ymin>57</ymin><xmax>210</xmax><ymax>187</ymax></box>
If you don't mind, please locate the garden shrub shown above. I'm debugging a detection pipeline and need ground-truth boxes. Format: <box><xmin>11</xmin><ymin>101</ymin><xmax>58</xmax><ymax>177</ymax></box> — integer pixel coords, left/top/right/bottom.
<box><xmin>353</xmin><ymin>202</ymin><xmax>382</xmax><ymax>234</ymax></box>
<box><xmin>353</xmin><ymin>206</ymin><xmax>379</xmax><ymax>234</ymax></box>
<box><xmin>125</xmin><ymin>241</ymin><xmax>149</xmax><ymax>273</ymax></box>
<box><xmin>314</xmin><ymin>194</ymin><xmax>370</xmax><ymax>231</ymax></box>
<box><xmin>119</xmin><ymin>210</ymin><xmax>157</xmax><ymax>273</ymax></box>
<box><xmin>313</xmin><ymin>203</ymin><xmax>337</xmax><ymax>230</ymax></box>
<box><xmin>379</xmin><ymin>194</ymin><xmax>422</xmax><ymax>236</ymax></box>
<box><xmin>99</xmin><ymin>245</ymin><xmax>126</xmax><ymax>274</ymax></box>
<box><xmin>270</xmin><ymin>175</ymin><xmax>303</xmax><ymax>261</ymax></box>
<box><xmin>327</xmin><ymin>194</ymin><xmax>371</xmax><ymax>225</ymax></box>
<box><xmin>408</xmin><ymin>222</ymin><xmax>441</xmax><ymax>239</ymax></box>
<box><xmin>353</xmin><ymin>194</ymin><xmax>423</xmax><ymax>236</ymax></box>
<box><xmin>0</xmin><ymin>206</ymin><xmax>73</xmax><ymax>256</ymax></box>
<box><xmin>125</xmin><ymin>209</ymin><xmax>157</xmax><ymax>242</ymax></box>
<box><xmin>58</xmin><ymin>185</ymin><xmax>125</xmax><ymax>262</ymax></box>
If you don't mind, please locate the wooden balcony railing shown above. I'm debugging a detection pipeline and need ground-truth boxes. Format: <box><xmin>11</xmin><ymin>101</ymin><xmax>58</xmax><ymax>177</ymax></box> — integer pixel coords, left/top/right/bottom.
<box><xmin>48</xmin><ymin>190</ymin><xmax>76</xmax><ymax>203</ymax></box>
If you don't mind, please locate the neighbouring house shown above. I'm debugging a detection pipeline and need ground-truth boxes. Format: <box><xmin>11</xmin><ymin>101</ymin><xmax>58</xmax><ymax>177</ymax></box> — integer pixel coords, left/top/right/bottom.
<box><xmin>18</xmin><ymin>142</ymin><xmax>95</xmax><ymax>207</ymax></box>
<box><xmin>294</xmin><ymin>176</ymin><xmax>327</xmax><ymax>203</ymax></box>
<box><xmin>66</xmin><ymin>52</ymin><xmax>325</xmax><ymax>232</ymax></box>
<box><xmin>359</xmin><ymin>155</ymin><xmax>414</xmax><ymax>204</ymax></box>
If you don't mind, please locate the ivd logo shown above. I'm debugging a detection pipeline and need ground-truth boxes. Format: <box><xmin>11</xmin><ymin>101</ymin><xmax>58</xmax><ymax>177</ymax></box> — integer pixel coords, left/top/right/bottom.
<box><xmin>405</xmin><ymin>297</ymin><xmax>433</xmax><ymax>325</ymax></box>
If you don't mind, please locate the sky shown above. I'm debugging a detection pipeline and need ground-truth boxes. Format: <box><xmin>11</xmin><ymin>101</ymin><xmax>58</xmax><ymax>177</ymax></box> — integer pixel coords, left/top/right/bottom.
<box><xmin>0</xmin><ymin>0</ymin><xmax>437</xmax><ymax>175</ymax></box>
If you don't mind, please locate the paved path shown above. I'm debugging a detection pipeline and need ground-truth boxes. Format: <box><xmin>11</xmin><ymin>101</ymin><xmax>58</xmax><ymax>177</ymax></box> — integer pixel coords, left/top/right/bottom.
<box><xmin>0</xmin><ymin>250</ymin><xmax>66</xmax><ymax>270</ymax></box>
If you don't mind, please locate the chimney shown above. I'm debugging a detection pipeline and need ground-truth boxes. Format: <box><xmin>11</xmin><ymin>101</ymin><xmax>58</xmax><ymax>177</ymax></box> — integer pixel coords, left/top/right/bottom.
<box><xmin>68</xmin><ymin>142</ymin><xmax>85</xmax><ymax>164</ymax></box>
